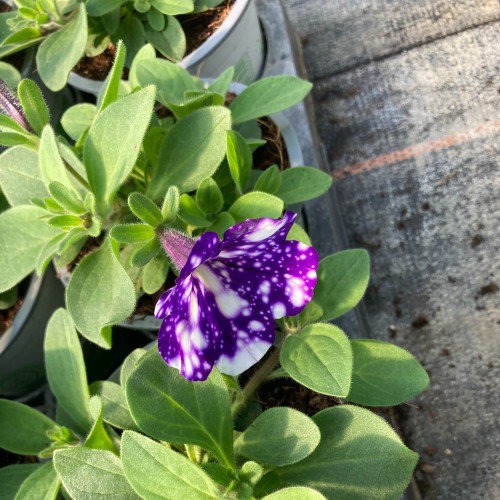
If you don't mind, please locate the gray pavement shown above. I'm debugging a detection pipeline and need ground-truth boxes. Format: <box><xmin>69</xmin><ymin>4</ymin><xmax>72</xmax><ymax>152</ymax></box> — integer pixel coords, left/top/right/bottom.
<box><xmin>280</xmin><ymin>1</ymin><xmax>500</xmax><ymax>498</ymax></box>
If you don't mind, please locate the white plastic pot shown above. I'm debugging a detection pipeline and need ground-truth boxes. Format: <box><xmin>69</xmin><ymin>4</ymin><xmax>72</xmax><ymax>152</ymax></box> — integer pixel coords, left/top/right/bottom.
<box><xmin>0</xmin><ymin>267</ymin><xmax>65</xmax><ymax>398</ymax></box>
<box><xmin>68</xmin><ymin>0</ymin><xmax>265</xmax><ymax>97</ymax></box>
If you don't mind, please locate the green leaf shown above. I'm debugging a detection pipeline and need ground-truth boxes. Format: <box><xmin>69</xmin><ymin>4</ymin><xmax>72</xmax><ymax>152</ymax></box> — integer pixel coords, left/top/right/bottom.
<box><xmin>0</xmin><ymin>286</ymin><xmax>17</xmax><ymax>309</ymax></box>
<box><xmin>130</xmin><ymin>238</ymin><xmax>161</xmax><ymax>267</ymax></box>
<box><xmin>83</xmin><ymin>86</ymin><xmax>156</xmax><ymax>216</ymax></box>
<box><xmin>120</xmin><ymin>348</ymin><xmax>147</xmax><ymax>387</ymax></box>
<box><xmin>54</xmin><ymin>447</ymin><xmax>140</xmax><ymax>500</ymax></box>
<box><xmin>149</xmin><ymin>0</ymin><xmax>193</xmax><ymax>15</ymax></box>
<box><xmin>286</xmin><ymin>223</ymin><xmax>311</xmax><ymax>246</ymax></box>
<box><xmin>178</xmin><ymin>194</ymin><xmax>211</xmax><ymax>227</ymax></box>
<box><xmin>168</xmin><ymin>92</ymin><xmax>222</xmax><ymax>119</ymax></box>
<box><xmin>161</xmin><ymin>185</ymin><xmax>179</xmax><ymax>222</ymax></box>
<box><xmin>280</xmin><ymin>323</ymin><xmax>352</xmax><ymax>397</ymax></box>
<box><xmin>0</xmin><ymin>464</ymin><xmax>42</xmax><ymax>500</ymax></box>
<box><xmin>0</xmin><ymin>205</ymin><xmax>60</xmax><ymax>292</ymax></box>
<box><xmin>47</xmin><ymin>214</ymin><xmax>82</xmax><ymax>228</ymax></box>
<box><xmin>276</xmin><ymin>167</ymin><xmax>332</xmax><ymax>205</ymax></box>
<box><xmin>0</xmin><ymin>399</ymin><xmax>60</xmax><ymax>455</ymax></box>
<box><xmin>254</xmin><ymin>165</ymin><xmax>281</xmax><ymax>194</ymax></box>
<box><xmin>110</xmin><ymin>224</ymin><xmax>155</xmax><ymax>243</ymax></box>
<box><xmin>262</xmin><ymin>487</ymin><xmax>327</xmax><ymax>500</ymax></box>
<box><xmin>0</xmin><ymin>61</ymin><xmax>22</xmax><ymax>89</ymax></box>
<box><xmin>207</xmin><ymin>211</ymin><xmax>234</xmax><ymax>238</ymax></box>
<box><xmin>207</xmin><ymin>66</ymin><xmax>234</xmax><ymax>96</ymax></box>
<box><xmin>145</xmin><ymin>16</ymin><xmax>186</xmax><ymax>62</ymax></box>
<box><xmin>2</xmin><ymin>27</ymin><xmax>42</xmax><ymax>45</ymax></box>
<box><xmin>149</xmin><ymin>106</ymin><xmax>231</xmax><ymax>198</ymax></box>
<box><xmin>66</xmin><ymin>239</ymin><xmax>136</xmax><ymax>348</ymax></box>
<box><xmin>229</xmin><ymin>76</ymin><xmax>312</xmax><ymax>124</ymax></box>
<box><xmin>126</xmin><ymin>349</ymin><xmax>235</xmax><ymax>470</ymax></box>
<box><xmin>229</xmin><ymin>191</ymin><xmax>283</xmax><ymax>223</ymax></box>
<box><xmin>226</xmin><ymin>129</ymin><xmax>252</xmax><ymax>194</ymax></box>
<box><xmin>347</xmin><ymin>339</ymin><xmax>429</xmax><ymax>406</ymax></box>
<box><xmin>128</xmin><ymin>192</ymin><xmax>163</xmax><ymax>227</ymax></box>
<box><xmin>0</xmin><ymin>146</ymin><xmax>48</xmax><ymax>206</ymax></box>
<box><xmin>276</xmin><ymin>405</ymin><xmax>418</xmax><ymax>500</ymax></box>
<box><xmin>44</xmin><ymin>308</ymin><xmax>92</xmax><ymax>435</ymax></box>
<box><xmin>142</xmin><ymin>252</ymin><xmax>169</xmax><ymax>294</ymax></box>
<box><xmin>14</xmin><ymin>462</ymin><xmax>60</xmax><ymax>500</ymax></box>
<box><xmin>36</xmin><ymin>4</ymin><xmax>88</xmax><ymax>91</ymax></box>
<box><xmin>135</xmin><ymin>57</ymin><xmax>194</xmax><ymax>106</ymax></box>
<box><xmin>98</xmin><ymin>39</ymin><xmax>126</xmax><ymax>112</ymax></box>
<box><xmin>147</xmin><ymin>6</ymin><xmax>165</xmax><ymax>30</ymax></box>
<box><xmin>39</xmin><ymin>126</ymin><xmax>78</xmax><ymax>195</ymax></box>
<box><xmin>122</xmin><ymin>431</ymin><xmax>222</xmax><ymax>499</ymax></box>
<box><xmin>128</xmin><ymin>43</ymin><xmax>156</xmax><ymax>90</ymax></box>
<box><xmin>89</xmin><ymin>381</ymin><xmax>139</xmax><ymax>431</ymax></box>
<box><xmin>61</xmin><ymin>103</ymin><xmax>96</xmax><ymax>142</ymax></box>
<box><xmin>48</xmin><ymin>182</ymin><xmax>86</xmax><ymax>215</ymax></box>
<box><xmin>196</xmin><ymin>178</ymin><xmax>223</xmax><ymax>214</ymax></box>
<box><xmin>234</xmin><ymin>407</ymin><xmax>320</xmax><ymax>466</ymax></box>
<box><xmin>314</xmin><ymin>249</ymin><xmax>370</xmax><ymax>322</ymax></box>
<box><xmin>17</xmin><ymin>79</ymin><xmax>49</xmax><ymax>135</ymax></box>
<box><xmin>85</xmin><ymin>0</ymin><xmax>125</xmax><ymax>16</ymax></box>
<box><xmin>85</xmin><ymin>396</ymin><xmax>119</xmax><ymax>454</ymax></box>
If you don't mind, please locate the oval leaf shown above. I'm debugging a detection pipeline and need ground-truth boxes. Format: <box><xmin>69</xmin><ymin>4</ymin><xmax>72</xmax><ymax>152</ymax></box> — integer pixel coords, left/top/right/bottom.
<box><xmin>314</xmin><ymin>249</ymin><xmax>370</xmax><ymax>322</ymax></box>
<box><xmin>280</xmin><ymin>323</ymin><xmax>352</xmax><ymax>397</ymax></box>
<box><xmin>44</xmin><ymin>308</ymin><xmax>92</xmax><ymax>435</ymax></box>
<box><xmin>126</xmin><ymin>348</ymin><xmax>234</xmax><ymax>470</ymax></box>
<box><xmin>122</xmin><ymin>431</ymin><xmax>221</xmax><ymax>499</ymax></box>
<box><xmin>276</xmin><ymin>167</ymin><xmax>332</xmax><ymax>205</ymax></box>
<box><xmin>66</xmin><ymin>239</ymin><xmax>136</xmax><ymax>348</ymax></box>
<box><xmin>0</xmin><ymin>399</ymin><xmax>60</xmax><ymax>455</ymax></box>
<box><xmin>347</xmin><ymin>339</ymin><xmax>429</xmax><ymax>406</ymax></box>
<box><xmin>54</xmin><ymin>447</ymin><xmax>139</xmax><ymax>500</ymax></box>
<box><xmin>36</xmin><ymin>4</ymin><xmax>88</xmax><ymax>91</ymax></box>
<box><xmin>276</xmin><ymin>405</ymin><xmax>418</xmax><ymax>500</ymax></box>
<box><xmin>228</xmin><ymin>191</ymin><xmax>283</xmax><ymax>223</ymax></box>
<box><xmin>234</xmin><ymin>407</ymin><xmax>320</xmax><ymax>466</ymax></box>
<box><xmin>14</xmin><ymin>462</ymin><xmax>60</xmax><ymax>500</ymax></box>
<box><xmin>148</xmin><ymin>106</ymin><xmax>231</xmax><ymax>199</ymax></box>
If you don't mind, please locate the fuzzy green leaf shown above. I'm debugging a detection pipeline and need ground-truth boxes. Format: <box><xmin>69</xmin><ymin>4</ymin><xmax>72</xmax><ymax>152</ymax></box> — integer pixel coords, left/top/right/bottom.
<box><xmin>17</xmin><ymin>79</ymin><xmax>49</xmax><ymax>135</ymax></box>
<box><xmin>229</xmin><ymin>191</ymin><xmax>283</xmax><ymax>223</ymax></box>
<box><xmin>276</xmin><ymin>167</ymin><xmax>332</xmax><ymax>205</ymax></box>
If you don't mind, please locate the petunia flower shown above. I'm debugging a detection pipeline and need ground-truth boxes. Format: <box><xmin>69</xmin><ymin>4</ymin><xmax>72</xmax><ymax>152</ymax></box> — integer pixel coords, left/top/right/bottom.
<box><xmin>155</xmin><ymin>211</ymin><xmax>318</xmax><ymax>381</ymax></box>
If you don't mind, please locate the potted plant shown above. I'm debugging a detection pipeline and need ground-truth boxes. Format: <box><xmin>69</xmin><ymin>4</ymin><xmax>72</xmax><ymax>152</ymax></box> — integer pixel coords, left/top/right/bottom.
<box><xmin>0</xmin><ymin>226</ymin><xmax>429</xmax><ymax>497</ymax></box>
<box><xmin>0</xmin><ymin>0</ymin><xmax>263</xmax><ymax>94</ymax></box>
<box><xmin>0</xmin><ymin>41</ymin><xmax>328</xmax><ymax>347</ymax></box>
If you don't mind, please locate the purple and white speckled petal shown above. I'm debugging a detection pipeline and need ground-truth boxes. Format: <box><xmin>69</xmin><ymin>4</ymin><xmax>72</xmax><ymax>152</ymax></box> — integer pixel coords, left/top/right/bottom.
<box><xmin>178</xmin><ymin>232</ymin><xmax>221</xmax><ymax>282</ymax></box>
<box><xmin>157</xmin><ymin>276</ymin><xmax>216</xmax><ymax>381</ymax></box>
<box><xmin>222</xmin><ymin>211</ymin><xmax>296</xmax><ymax>246</ymax></box>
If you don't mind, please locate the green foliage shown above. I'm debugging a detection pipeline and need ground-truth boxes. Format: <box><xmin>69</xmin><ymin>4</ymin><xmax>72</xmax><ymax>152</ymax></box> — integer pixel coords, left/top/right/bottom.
<box><xmin>126</xmin><ymin>349</ymin><xmax>235</xmax><ymax>469</ymax></box>
<box><xmin>128</xmin><ymin>192</ymin><xmax>163</xmax><ymax>227</ymax></box>
<box><xmin>36</xmin><ymin>4</ymin><xmax>88</xmax><ymax>91</ymax></box>
<box><xmin>229</xmin><ymin>191</ymin><xmax>284</xmax><ymax>222</ymax></box>
<box><xmin>347</xmin><ymin>339</ymin><xmax>430</xmax><ymax>406</ymax></box>
<box><xmin>121</xmin><ymin>431</ymin><xmax>222</xmax><ymax>499</ymax></box>
<box><xmin>44</xmin><ymin>308</ymin><xmax>92</xmax><ymax>435</ymax></box>
<box><xmin>234</xmin><ymin>407</ymin><xmax>320</xmax><ymax>466</ymax></box>
<box><xmin>0</xmin><ymin>464</ymin><xmax>42</xmax><ymax>500</ymax></box>
<box><xmin>229</xmin><ymin>76</ymin><xmax>313</xmax><ymax>124</ymax></box>
<box><xmin>280</xmin><ymin>324</ymin><xmax>352</xmax><ymax>397</ymax></box>
<box><xmin>314</xmin><ymin>249</ymin><xmax>370</xmax><ymax>321</ymax></box>
<box><xmin>0</xmin><ymin>399</ymin><xmax>60</xmax><ymax>455</ymax></box>
<box><xmin>54</xmin><ymin>447</ymin><xmax>139</xmax><ymax>500</ymax></box>
<box><xmin>83</xmin><ymin>86</ymin><xmax>155</xmax><ymax>216</ymax></box>
<box><xmin>0</xmin><ymin>205</ymin><xmax>60</xmax><ymax>292</ymax></box>
<box><xmin>148</xmin><ymin>106</ymin><xmax>231</xmax><ymax>199</ymax></box>
<box><xmin>17</xmin><ymin>79</ymin><xmax>49</xmax><ymax>135</ymax></box>
<box><xmin>276</xmin><ymin>406</ymin><xmax>418</xmax><ymax>500</ymax></box>
<box><xmin>276</xmin><ymin>167</ymin><xmax>332</xmax><ymax>205</ymax></box>
<box><xmin>66</xmin><ymin>239</ymin><xmax>136</xmax><ymax>348</ymax></box>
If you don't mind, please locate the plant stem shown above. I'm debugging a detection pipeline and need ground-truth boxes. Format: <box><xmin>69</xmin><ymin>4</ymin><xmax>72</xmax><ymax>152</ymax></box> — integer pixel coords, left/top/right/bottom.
<box><xmin>231</xmin><ymin>347</ymin><xmax>281</xmax><ymax>419</ymax></box>
<box><xmin>62</xmin><ymin>158</ymin><xmax>91</xmax><ymax>191</ymax></box>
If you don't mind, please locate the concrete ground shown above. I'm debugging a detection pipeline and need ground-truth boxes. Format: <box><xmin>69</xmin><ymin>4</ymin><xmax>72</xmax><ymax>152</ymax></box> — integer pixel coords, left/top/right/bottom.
<box><xmin>280</xmin><ymin>1</ymin><xmax>500</xmax><ymax>498</ymax></box>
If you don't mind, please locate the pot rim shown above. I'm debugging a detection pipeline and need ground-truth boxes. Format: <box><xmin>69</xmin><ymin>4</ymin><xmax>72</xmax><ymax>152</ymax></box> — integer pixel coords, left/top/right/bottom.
<box><xmin>0</xmin><ymin>273</ymin><xmax>42</xmax><ymax>355</ymax></box>
<box><xmin>68</xmin><ymin>0</ymin><xmax>253</xmax><ymax>89</ymax></box>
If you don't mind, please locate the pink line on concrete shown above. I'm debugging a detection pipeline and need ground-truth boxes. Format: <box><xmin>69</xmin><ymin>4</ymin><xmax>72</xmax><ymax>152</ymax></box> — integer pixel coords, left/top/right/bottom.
<box><xmin>332</xmin><ymin>121</ymin><xmax>500</xmax><ymax>179</ymax></box>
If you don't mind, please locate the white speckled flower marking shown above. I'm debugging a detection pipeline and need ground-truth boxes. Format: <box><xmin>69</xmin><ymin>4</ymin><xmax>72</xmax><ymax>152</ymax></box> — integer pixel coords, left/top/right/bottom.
<box><xmin>155</xmin><ymin>211</ymin><xmax>318</xmax><ymax>381</ymax></box>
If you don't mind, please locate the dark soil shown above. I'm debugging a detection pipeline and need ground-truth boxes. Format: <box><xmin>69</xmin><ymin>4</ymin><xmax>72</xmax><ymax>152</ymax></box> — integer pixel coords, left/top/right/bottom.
<box><xmin>63</xmin><ymin>236</ymin><xmax>102</xmax><ymax>274</ymax></box>
<box><xmin>0</xmin><ymin>279</ymin><xmax>30</xmax><ymax>336</ymax></box>
<box><xmin>73</xmin><ymin>1</ymin><xmax>235</xmax><ymax>80</ymax></box>
<box><xmin>253</xmin><ymin>117</ymin><xmax>290</xmax><ymax>171</ymax></box>
<box><xmin>73</xmin><ymin>44</ymin><xmax>129</xmax><ymax>81</ymax></box>
<box><xmin>179</xmin><ymin>0</ymin><xmax>235</xmax><ymax>55</ymax></box>
<box><xmin>256</xmin><ymin>377</ymin><xmax>341</xmax><ymax>416</ymax></box>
